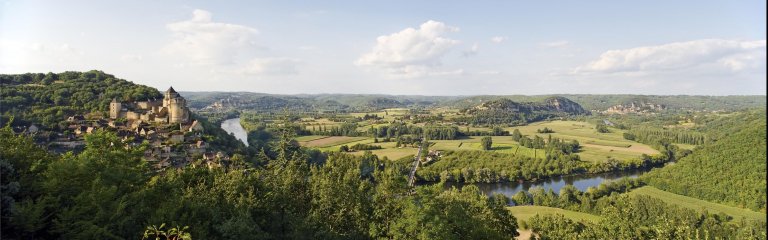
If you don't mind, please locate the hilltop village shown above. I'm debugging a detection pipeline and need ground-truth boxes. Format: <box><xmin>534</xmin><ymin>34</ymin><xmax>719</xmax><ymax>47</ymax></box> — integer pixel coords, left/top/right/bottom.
<box><xmin>16</xmin><ymin>87</ymin><xmax>231</xmax><ymax>171</ymax></box>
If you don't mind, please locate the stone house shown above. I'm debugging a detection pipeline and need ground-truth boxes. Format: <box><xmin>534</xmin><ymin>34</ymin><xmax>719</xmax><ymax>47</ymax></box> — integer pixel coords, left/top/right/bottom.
<box><xmin>188</xmin><ymin>120</ymin><xmax>204</xmax><ymax>132</ymax></box>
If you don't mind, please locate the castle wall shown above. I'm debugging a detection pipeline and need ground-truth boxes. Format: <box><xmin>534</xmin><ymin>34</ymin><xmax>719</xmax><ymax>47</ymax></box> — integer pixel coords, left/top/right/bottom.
<box><xmin>110</xmin><ymin>87</ymin><xmax>189</xmax><ymax>124</ymax></box>
<box><xmin>126</xmin><ymin>111</ymin><xmax>140</xmax><ymax>120</ymax></box>
<box><xmin>136</xmin><ymin>102</ymin><xmax>148</xmax><ymax>110</ymax></box>
<box><xmin>140</xmin><ymin>113</ymin><xmax>152</xmax><ymax>121</ymax></box>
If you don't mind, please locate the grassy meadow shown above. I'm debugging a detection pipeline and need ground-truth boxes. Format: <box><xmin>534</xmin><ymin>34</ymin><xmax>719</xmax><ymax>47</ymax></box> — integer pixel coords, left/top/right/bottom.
<box><xmin>507</xmin><ymin>205</ymin><xmax>603</xmax><ymax>223</ymax></box>
<box><xmin>297</xmin><ymin>135</ymin><xmax>419</xmax><ymax>159</ymax></box>
<box><xmin>430</xmin><ymin>136</ymin><xmax>547</xmax><ymax>159</ymax></box>
<box><xmin>626</xmin><ymin>186</ymin><xmax>766</xmax><ymax>221</ymax></box>
<box><xmin>296</xmin><ymin>120</ymin><xmax>661</xmax><ymax>163</ymax></box>
<box><xmin>504</xmin><ymin>121</ymin><xmax>659</xmax><ymax>162</ymax></box>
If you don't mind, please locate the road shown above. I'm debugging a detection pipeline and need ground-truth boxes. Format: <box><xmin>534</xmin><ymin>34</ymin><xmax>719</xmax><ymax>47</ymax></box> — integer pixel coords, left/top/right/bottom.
<box><xmin>407</xmin><ymin>143</ymin><xmax>423</xmax><ymax>187</ymax></box>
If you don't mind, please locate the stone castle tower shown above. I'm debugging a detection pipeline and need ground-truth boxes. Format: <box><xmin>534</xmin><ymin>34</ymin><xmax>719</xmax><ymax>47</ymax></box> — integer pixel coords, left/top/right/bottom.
<box><xmin>108</xmin><ymin>86</ymin><xmax>189</xmax><ymax>124</ymax></box>
<box><xmin>163</xmin><ymin>87</ymin><xmax>189</xmax><ymax>123</ymax></box>
<box><xmin>110</xmin><ymin>98</ymin><xmax>122</xmax><ymax>119</ymax></box>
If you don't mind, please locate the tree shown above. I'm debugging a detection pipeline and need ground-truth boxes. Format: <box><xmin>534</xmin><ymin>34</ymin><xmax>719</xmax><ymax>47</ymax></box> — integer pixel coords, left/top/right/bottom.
<box><xmin>512</xmin><ymin>191</ymin><xmax>533</xmax><ymax>205</ymax></box>
<box><xmin>623</xmin><ymin>132</ymin><xmax>636</xmax><ymax>141</ymax></box>
<box><xmin>512</xmin><ymin>129</ymin><xmax>523</xmax><ymax>141</ymax></box>
<box><xmin>481</xmin><ymin>136</ymin><xmax>493</xmax><ymax>150</ymax></box>
<box><xmin>142</xmin><ymin>224</ymin><xmax>191</xmax><ymax>240</ymax></box>
<box><xmin>596</xmin><ymin>123</ymin><xmax>610</xmax><ymax>133</ymax></box>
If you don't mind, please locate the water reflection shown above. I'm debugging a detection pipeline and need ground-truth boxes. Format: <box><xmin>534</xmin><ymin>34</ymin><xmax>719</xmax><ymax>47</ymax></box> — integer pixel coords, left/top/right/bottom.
<box><xmin>221</xmin><ymin>118</ymin><xmax>248</xmax><ymax>146</ymax></box>
<box><xmin>441</xmin><ymin>168</ymin><xmax>649</xmax><ymax>197</ymax></box>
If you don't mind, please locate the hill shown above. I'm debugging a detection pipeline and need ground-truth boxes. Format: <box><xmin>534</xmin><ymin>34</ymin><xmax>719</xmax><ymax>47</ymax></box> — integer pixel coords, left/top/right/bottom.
<box><xmin>0</xmin><ymin>70</ymin><xmax>162</xmax><ymax>129</ymax></box>
<box><xmin>627</xmin><ymin>186</ymin><xmax>766</xmax><ymax>221</ymax></box>
<box><xmin>437</xmin><ymin>94</ymin><xmax>766</xmax><ymax>112</ymax></box>
<box><xmin>0</xmin><ymin>71</ymin><xmax>246</xmax><ymax>156</ymax></box>
<box><xmin>465</xmin><ymin>97</ymin><xmax>587</xmax><ymax>115</ymax></box>
<box><xmin>457</xmin><ymin>97</ymin><xmax>588</xmax><ymax>126</ymax></box>
<box><xmin>642</xmin><ymin>111</ymin><xmax>767</xmax><ymax>211</ymax></box>
<box><xmin>180</xmin><ymin>91</ymin><xmax>765</xmax><ymax>114</ymax></box>
<box><xmin>182</xmin><ymin>92</ymin><xmax>468</xmax><ymax>112</ymax></box>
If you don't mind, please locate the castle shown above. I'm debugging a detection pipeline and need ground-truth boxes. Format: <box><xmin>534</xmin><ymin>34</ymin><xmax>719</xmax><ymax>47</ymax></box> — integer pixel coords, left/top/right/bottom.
<box><xmin>110</xmin><ymin>87</ymin><xmax>190</xmax><ymax>124</ymax></box>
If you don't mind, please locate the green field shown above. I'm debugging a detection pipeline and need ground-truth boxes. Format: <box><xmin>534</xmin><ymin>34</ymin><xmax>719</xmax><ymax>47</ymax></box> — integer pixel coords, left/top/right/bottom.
<box><xmin>302</xmin><ymin>118</ymin><xmax>342</xmax><ymax>130</ymax></box>
<box><xmin>300</xmin><ymin>136</ymin><xmax>368</xmax><ymax>148</ymax></box>
<box><xmin>300</xmin><ymin>120</ymin><xmax>661</xmax><ymax>163</ymax></box>
<box><xmin>299</xmin><ymin>136</ymin><xmax>418</xmax><ymax>160</ymax></box>
<box><xmin>626</xmin><ymin>186</ymin><xmax>766</xmax><ymax>221</ymax></box>
<box><xmin>674</xmin><ymin>143</ymin><xmax>697</xmax><ymax>150</ymax></box>
<box><xmin>294</xmin><ymin>135</ymin><xmax>328</xmax><ymax>142</ymax></box>
<box><xmin>504</xmin><ymin>121</ymin><xmax>659</xmax><ymax>162</ymax></box>
<box><xmin>507</xmin><ymin>206</ymin><xmax>603</xmax><ymax>223</ymax></box>
<box><xmin>348</xmin><ymin>108</ymin><xmax>410</xmax><ymax>121</ymax></box>
<box><xmin>431</xmin><ymin>136</ymin><xmax>547</xmax><ymax>159</ymax></box>
<box><xmin>349</xmin><ymin>145</ymin><xmax>417</xmax><ymax>161</ymax></box>
<box><xmin>431</xmin><ymin>120</ymin><xmax>658</xmax><ymax>163</ymax></box>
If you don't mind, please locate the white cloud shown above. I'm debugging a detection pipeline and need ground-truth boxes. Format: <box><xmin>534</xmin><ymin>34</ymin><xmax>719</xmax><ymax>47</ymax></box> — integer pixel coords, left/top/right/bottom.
<box><xmin>355</xmin><ymin>20</ymin><xmax>461</xmax><ymax>77</ymax></box>
<box><xmin>0</xmin><ymin>40</ymin><xmax>87</xmax><ymax>72</ymax></box>
<box><xmin>541</xmin><ymin>40</ymin><xmax>570</xmax><ymax>48</ymax></box>
<box><xmin>390</xmin><ymin>65</ymin><xmax>464</xmax><ymax>78</ymax></box>
<box><xmin>164</xmin><ymin>9</ymin><xmax>259</xmax><ymax>65</ymax></box>
<box><xmin>120</xmin><ymin>54</ymin><xmax>144</xmax><ymax>62</ymax></box>
<box><xmin>478</xmin><ymin>70</ymin><xmax>501</xmax><ymax>75</ymax></box>
<box><xmin>573</xmin><ymin>39</ymin><xmax>766</xmax><ymax>74</ymax></box>
<box><xmin>461</xmin><ymin>43</ymin><xmax>479</xmax><ymax>57</ymax></box>
<box><xmin>159</xmin><ymin>9</ymin><xmax>301</xmax><ymax>77</ymax></box>
<box><xmin>239</xmin><ymin>58</ymin><xmax>300</xmax><ymax>75</ymax></box>
<box><xmin>490</xmin><ymin>36</ymin><xmax>505</xmax><ymax>43</ymax></box>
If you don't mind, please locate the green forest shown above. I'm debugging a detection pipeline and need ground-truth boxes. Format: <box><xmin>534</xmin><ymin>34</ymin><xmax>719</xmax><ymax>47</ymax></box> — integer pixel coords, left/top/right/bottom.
<box><xmin>1</xmin><ymin>127</ymin><xmax>519</xmax><ymax>239</ymax></box>
<box><xmin>642</xmin><ymin>111</ymin><xmax>767</xmax><ymax>211</ymax></box>
<box><xmin>1</xmin><ymin>71</ymin><xmax>162</xmax><ymax>129</ymax></box>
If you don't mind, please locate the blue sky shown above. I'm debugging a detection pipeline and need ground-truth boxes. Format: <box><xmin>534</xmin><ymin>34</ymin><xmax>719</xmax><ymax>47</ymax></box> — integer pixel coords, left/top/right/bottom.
<box><xmin>1</xmin><ymin>0</ymin><xmax>765</xmax><ymax>95</ymax></box>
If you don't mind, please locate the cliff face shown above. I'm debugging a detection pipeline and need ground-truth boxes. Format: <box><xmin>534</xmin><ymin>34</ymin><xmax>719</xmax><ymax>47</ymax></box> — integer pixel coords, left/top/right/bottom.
<box><xmin>539</xmin><ymin>97</ymin><xmax>589</xmax><ymax>115</ymax></box>
<box><xmin>603</xmin><ymin>100</ymin><xmax>665</xmax><ymax>115</ymax></box>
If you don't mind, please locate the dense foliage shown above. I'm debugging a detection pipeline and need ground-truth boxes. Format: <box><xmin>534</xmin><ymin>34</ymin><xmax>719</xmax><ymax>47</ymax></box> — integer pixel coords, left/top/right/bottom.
<box><xmin>455</xmin><ymin>97</ymin><xmax>588</xmax><ymax>126</ymax></box>
<box><xmin>1</xmin><ymin>71</ymin><xmax>163</xmax><ymax>129</ymax></box>
<box><xmin>527</xmin><ymin>194</ymin><xmax>766</xmax><ymax>239</ymax></box>
<box><xmin>480</xmin><ymin>136</ymin><xmax>492</xmax><ymax>150</ymax></box>
<box><xmin>643</xmin><ymin>112</ymin><xmax>767</xmax><ymax>211</ymax></box>
<box><xmin>1</xmin><ymin>127</ymin><xmax>519</xmax><ymax>239</ymax></box>
<box><xmin>423</xmin><ymin>125</ymin><xmax>460</xmax><ymax>140</ymax></box>
<box><xmin>418</xmin><ymin>150</ymin><xmax>582</xmax><ymax>183</ymax></box>
<box><xmin>595</xmin><ymin>122</ymin><xmax>610</xmax><ymax>133</ymax></box>
<box><xmin>419</xmin><ymin>139</ymin><xmax>671</xmax><ymax>183</ymax></box>
<box><xmin>629</xmin><ymin>126</ymin><xmax>707</xmax><ymax>145</ymax></box>
<box><xmin>3</xmin><ymin>71</ymin><xmax>766</xmax><ymax>239</ymax></box>
<box><xmin>511</xmin><ymin>178</ymin><xmax>766</xmax><ymax>239</ymax></box>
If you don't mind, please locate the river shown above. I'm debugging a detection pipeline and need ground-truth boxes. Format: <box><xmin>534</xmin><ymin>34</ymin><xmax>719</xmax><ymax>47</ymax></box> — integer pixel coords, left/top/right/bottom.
<box><xmin>442</xmin><ymin>167</ymin><xmax>654</xmax><ymax>198</ymax></box>
<box><xmin>221</xmin><ymin>118</ymin><xmax>248</xmax><ymax>146</ymax></box>
<box><xmin>220</xmin><ymin>117</ymin><xmax>658</xmax><ymax>198</ymax></box>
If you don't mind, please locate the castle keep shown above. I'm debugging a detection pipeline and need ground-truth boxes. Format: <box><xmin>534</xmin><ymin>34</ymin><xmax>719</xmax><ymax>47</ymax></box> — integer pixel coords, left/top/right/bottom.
<box><xmin>110</xmin><ymin>87</ymin><xmax>190</xmax><ymax>123</ymax></box>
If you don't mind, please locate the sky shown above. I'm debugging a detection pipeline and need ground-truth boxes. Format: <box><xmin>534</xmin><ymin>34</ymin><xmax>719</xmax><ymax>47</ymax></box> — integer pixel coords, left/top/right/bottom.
<box><xmin>1</xmin><ymin>0</ymin><xmax>766</xmax><ymax>95</ymax></box>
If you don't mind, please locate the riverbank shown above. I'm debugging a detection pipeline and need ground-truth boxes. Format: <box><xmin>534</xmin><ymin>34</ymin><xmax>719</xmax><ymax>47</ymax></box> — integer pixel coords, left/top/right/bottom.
<box><xmin>436</xmin><ymin>167</ymin><xmax>652</xmax><ymax>197</ymax></box>
<box><xmin>220</xmin><ymin>118</ymin><xmax>248</xmax><ymax>146</ymax></box>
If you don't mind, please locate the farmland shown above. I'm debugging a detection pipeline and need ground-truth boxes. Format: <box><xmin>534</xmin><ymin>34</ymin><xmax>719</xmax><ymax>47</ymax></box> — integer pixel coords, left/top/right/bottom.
<box><xmin>294</xmin><ymin>119</ymin><xmax>663</xmax><ymax>165</ymax></box>
<box><xmin>505</xmin><ymin>121</ymin><xmax>659</xmax><ymax>162</ymax></box>
<box><xmin>299</xmin><ymin>136</ymin><xmax>367</xmax><ymax>148</ymax></box>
